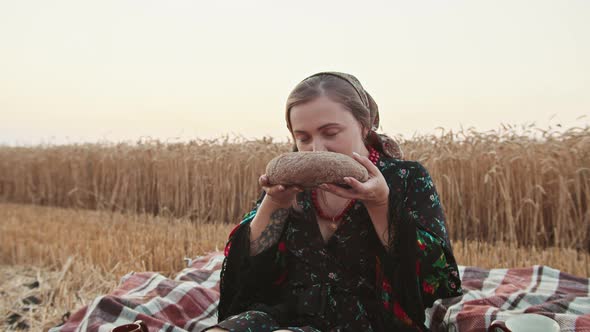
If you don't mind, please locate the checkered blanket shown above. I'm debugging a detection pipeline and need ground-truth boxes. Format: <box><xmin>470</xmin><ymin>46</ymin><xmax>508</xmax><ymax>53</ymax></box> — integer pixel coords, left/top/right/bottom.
<box><xmin>49</xmin><ymin>252</ymin><xmax>590</xmax><ymax>332</ymax></box>
<box><xmin>427</xmin><ymin>265</ymin><xmax>590</xmax><ymax>332</ymax></box>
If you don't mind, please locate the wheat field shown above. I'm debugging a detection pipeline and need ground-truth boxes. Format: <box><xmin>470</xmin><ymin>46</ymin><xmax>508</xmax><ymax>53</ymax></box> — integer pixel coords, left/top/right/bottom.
<box><xmin>1</xmin><ymin>126</ymin><xmax>589</xmax><ymax>250</ymax></box>
<box><xmin>1</xmin><ymin>125</ymin><xmax>589</xmax><ymax>330</ymax></box>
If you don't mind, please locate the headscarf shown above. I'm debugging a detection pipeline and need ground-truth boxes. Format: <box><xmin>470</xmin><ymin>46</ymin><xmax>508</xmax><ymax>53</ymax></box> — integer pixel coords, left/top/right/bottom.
<box><xmin>292</xmin><ymin>71</ymin><xmax>404</xmax><ymax>160</ymax></box>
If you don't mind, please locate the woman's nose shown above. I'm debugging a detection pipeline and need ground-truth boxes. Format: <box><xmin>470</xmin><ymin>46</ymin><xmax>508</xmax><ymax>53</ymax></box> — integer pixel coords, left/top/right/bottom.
<box><xmin>311</xmin><ymin>140</ymin><xmax>326</xmax><ymax>152</ymax></box>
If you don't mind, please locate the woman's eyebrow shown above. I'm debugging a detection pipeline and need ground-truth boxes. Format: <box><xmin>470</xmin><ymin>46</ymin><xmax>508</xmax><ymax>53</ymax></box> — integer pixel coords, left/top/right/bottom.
<box><xmin>293</xmin><ymin>123</ymin><xmax>340</xmax><ymax>134</ymax></box>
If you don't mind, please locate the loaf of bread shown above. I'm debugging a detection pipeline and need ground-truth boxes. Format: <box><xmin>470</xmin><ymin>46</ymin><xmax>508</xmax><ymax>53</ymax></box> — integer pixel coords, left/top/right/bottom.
<box><xmin>265</xmin><ymin>151</ymin><xmax>369</xmax><ymax>188</ymax></box>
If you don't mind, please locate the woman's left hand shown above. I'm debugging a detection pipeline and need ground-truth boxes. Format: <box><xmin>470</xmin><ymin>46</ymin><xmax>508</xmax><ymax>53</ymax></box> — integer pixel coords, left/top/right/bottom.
<box><xmin>319</xmin><ymin>152</ymin><xmax>389</xmax><ymax>209</ymax></box>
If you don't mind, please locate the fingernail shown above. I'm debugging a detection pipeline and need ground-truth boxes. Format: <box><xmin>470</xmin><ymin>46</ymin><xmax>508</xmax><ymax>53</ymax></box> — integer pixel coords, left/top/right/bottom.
<box><xmin>353</xmin><ymin>152</ymin><xmax>360</xmax><ymax>157</ymax></box>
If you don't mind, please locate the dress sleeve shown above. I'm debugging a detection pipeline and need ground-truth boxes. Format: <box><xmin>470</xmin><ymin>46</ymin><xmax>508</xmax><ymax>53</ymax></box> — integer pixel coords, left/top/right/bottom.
<box><xmin>374</xmin><ymin>161</ymin><xmax>462</xmax><ymax>330</ymax></box>
<box><xmin>406</xmin><ymin>162</ymin><xmax>462</xmax><ymax>307</ymax></box>
<box><xmin>217</xmin><ymin>191</ymin><xmax>288</xmax><ymax>321</ymax></box>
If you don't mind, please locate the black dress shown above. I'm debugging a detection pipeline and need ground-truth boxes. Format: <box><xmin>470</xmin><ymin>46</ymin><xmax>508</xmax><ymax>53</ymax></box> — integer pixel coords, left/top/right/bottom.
<box><xmin>208</xmin><ymin>156</ymin><xmax>463</xmax><ymax>332</ymax></box>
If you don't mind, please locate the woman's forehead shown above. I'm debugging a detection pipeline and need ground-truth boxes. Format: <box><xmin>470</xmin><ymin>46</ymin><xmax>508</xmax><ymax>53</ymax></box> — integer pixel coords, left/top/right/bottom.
<box><xmin>290</xmin><ymin>96</ymin><xmax>356</xmax><ymax>130</ymax></box>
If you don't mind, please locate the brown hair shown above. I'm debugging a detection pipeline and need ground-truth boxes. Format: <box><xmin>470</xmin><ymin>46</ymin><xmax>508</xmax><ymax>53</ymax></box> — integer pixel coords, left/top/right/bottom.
<box><xmin>285</xmin><ymin>73</ymin><xmax>402</xmax><ymax>159</ymax></box>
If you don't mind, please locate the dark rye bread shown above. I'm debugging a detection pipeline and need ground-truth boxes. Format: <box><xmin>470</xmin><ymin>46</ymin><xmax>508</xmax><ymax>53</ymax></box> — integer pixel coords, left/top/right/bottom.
<box><xmin>265</xmin><ymin>151</ymin><xmax>369</xmax><ymax>188</ymax></box>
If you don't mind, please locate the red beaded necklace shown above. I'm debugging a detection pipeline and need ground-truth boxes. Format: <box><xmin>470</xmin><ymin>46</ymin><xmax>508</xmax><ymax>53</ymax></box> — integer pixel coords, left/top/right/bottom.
<box><xmin>312</xmin><ymin>147</ymin><xmax>380</xmax><ymax>223</ymax></box>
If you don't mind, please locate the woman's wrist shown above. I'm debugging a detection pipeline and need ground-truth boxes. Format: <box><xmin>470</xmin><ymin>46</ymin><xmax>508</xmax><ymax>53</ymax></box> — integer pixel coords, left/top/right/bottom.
<box><xmin>263</xmin><ymin>193</ymin><xmax>296</xmax><ymax>210</ymax></box>
<box><xmin>364</xmin><ymin>185</ymin><xmax>390</xmax><ymax>210</ymax></box>
<box><xmin>364</xmin><ymin>198</ymin><xmax>388</xmax><ymax>211</ymax></box>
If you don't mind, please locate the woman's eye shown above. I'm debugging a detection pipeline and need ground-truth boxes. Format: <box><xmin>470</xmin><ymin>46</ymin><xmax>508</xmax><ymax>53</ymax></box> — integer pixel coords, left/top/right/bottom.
<box><xmin>325</xmin><ymin>131</ymin><xmax>339</xmax><ymax>137</ymax></box>
<box><xmin>298</xmin><ymin>137</ymin><xmax>310</xmax><ymax>143</ymax></box>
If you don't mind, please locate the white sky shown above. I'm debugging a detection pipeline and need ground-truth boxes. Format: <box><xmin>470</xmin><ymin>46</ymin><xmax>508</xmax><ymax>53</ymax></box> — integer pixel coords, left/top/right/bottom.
<box><xmin>1</xmin><ymin>0</ymin><xmax>589</xmax><ymax>146</ymax></box>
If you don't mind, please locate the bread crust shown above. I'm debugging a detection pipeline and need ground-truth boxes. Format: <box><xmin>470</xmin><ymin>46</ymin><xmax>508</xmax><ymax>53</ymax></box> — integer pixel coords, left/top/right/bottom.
<box><xmin>265</xmin><ymin>151</ymin><xmax>369</xmax><ymax>188</ymax></box>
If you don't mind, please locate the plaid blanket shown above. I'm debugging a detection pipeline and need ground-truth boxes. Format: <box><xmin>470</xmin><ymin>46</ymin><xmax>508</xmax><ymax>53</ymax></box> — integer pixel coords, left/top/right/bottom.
<box><xmin>427</xmin><ymin>265</ymin><xmax>590</xmax><ymax>332</ymax></box>
<box><xmin>49</xmin><ymin>252</ymin><xmax>590</xmax><ymax>332</ymax></box>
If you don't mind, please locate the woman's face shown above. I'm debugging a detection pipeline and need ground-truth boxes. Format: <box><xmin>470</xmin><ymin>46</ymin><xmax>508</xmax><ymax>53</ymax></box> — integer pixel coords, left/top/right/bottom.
<box><xmin>289</xmin><ymin>95</ymin><xmax>369</xmax><ymax>157</ymax></box>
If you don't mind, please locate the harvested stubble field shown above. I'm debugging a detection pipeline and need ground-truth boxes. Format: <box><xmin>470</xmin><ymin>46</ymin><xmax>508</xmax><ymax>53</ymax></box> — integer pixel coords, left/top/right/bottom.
<box><xmin>1</xmin><ymin>203</ymin><xmax>588</xmax><ymax>331</ymax></box>
<box><xmin>1</xmin><ymin>125</ymin><xmax>589</xmax><ymax>330</ymax></box>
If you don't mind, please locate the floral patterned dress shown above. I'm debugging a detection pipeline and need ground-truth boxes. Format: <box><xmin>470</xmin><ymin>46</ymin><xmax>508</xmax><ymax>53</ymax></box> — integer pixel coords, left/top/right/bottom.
<box><xmin>208</xmin><ymin>155</ymin><xmax>463</xmax><ymax>332</ymax></box>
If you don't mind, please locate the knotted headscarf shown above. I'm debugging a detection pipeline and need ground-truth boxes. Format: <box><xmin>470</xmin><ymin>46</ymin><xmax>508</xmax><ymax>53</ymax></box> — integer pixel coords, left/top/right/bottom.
<box><xmin>288</xmin><ymin>71</ymin><xmax>404</xmax><ymax>159</ymax></box>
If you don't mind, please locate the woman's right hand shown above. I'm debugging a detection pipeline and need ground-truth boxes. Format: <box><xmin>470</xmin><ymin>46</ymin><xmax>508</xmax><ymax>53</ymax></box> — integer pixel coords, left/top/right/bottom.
<box><xmin>259</xmin><ymin>174</ymin><xmax>303</xmax><ymax>208</ymax></box>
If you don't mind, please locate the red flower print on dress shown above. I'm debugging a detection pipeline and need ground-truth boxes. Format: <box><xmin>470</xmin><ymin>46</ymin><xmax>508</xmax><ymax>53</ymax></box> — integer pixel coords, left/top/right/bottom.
<box><xmin>382</xmin><ymin>277</ymin><xmax>393</xmax><ymax>293</ymax></box>
<box><xmin>417</xmin><ymin>240</ymin><xmax>426</xmax><ymax>251</ymax></box>
<box><xmin>393</xmin><ymin>301</ymin><xmax>412</xmax><ymax>325</ymax></box>
<box><xmin>422</xmin><ymin>280</ymin><xmax>435</xmax><ymax>294</ymax></box>
<box><xmin>224</xmin><ymin>242</ymin><xmax>232</xmax><ymax>257</ymax></box>
<box><xmin>383</xmin><ymin>300</ymin><xmax>390</xmax><ymax>310</ymax></box>
<box><xmin>228</xmin><ymin>223</ymin><xmax>240</xmax><ymax>239</ymax></box>
<box><xmin>278</xmin><ymin>241</ymin><xmax>287</xmax><ymax>252</ymax></box>
<box><xmin>273</xmin><ymin>269</ymin><xmax>288</xmax><ymax>285</ymax></box>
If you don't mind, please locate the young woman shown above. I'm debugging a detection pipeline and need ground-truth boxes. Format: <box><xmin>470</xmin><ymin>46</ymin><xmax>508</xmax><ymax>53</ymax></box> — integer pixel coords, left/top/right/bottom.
<box><xmin>203</xmin><ymin>72</ymin><xmax>462</xmax><ymax>332</ymax></box>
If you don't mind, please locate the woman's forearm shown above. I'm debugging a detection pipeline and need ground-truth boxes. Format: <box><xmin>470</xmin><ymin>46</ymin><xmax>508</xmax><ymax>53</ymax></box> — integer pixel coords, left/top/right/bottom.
<box><xmin>248</xmin><ymin>197</ymin><xmax>290</xmax><ymax>256</ymax></box>
<box><xmin>366</xmin><ymin>202</ymin><xmax>391</xmax><ymax>250</ymax></box>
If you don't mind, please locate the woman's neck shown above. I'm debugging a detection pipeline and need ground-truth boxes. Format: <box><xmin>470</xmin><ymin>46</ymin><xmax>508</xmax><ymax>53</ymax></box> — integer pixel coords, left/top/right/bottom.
<box><xmin>358</xmin><ymin>144</ymin><xmax>370</xmax><ymax>158</ymax></box>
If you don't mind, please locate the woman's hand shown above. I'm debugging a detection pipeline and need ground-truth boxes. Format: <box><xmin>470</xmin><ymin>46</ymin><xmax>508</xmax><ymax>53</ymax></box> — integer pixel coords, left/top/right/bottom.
<box><xmin>318</xmin><ymin>152</ymin><xmax>389</xmax><ymax>209</ymax></box>
<box><xmin>259</xmin><ymin>174</ymin><xmax>303</xmax><ymax>208</ymax></box>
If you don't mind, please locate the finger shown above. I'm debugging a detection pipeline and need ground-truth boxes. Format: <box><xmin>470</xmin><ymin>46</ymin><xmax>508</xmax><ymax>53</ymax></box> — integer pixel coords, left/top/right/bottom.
<box><xmin>352</xmin><ymin>152</ymin><xmax>380</xmax><ymax>176</ymax></box>
<box><xmin>343</xmin><ymin>176</ymin><xmax>366</xmax><ymax>192</ymax></box>
<box><xmin>261</xmin><ymin>185</ymin><xmax>272</xmax><ymax>195</ymax></box>
<box><xmin>259</xmin><ymin>174</ymin><xmax>270</xmax><ymax>187</ymax></box>
<box><xmin>283</xmin><ymin>185</ymin><xmax>301</xmax><ymax>194</ymax></box>
<box><xmin>279</xmin><ymin>183</ymin><xmax>304</xmax><ymax>193</ymax></box>
<box><xmin>263</xmin><ymin>184</ymin><xmax>284</xmax><ymax>196</ymax></box>
<box><xmin>319</xmin><ymin>183</ymin><xmax>357</xmax><ymax>200</ymax></box>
